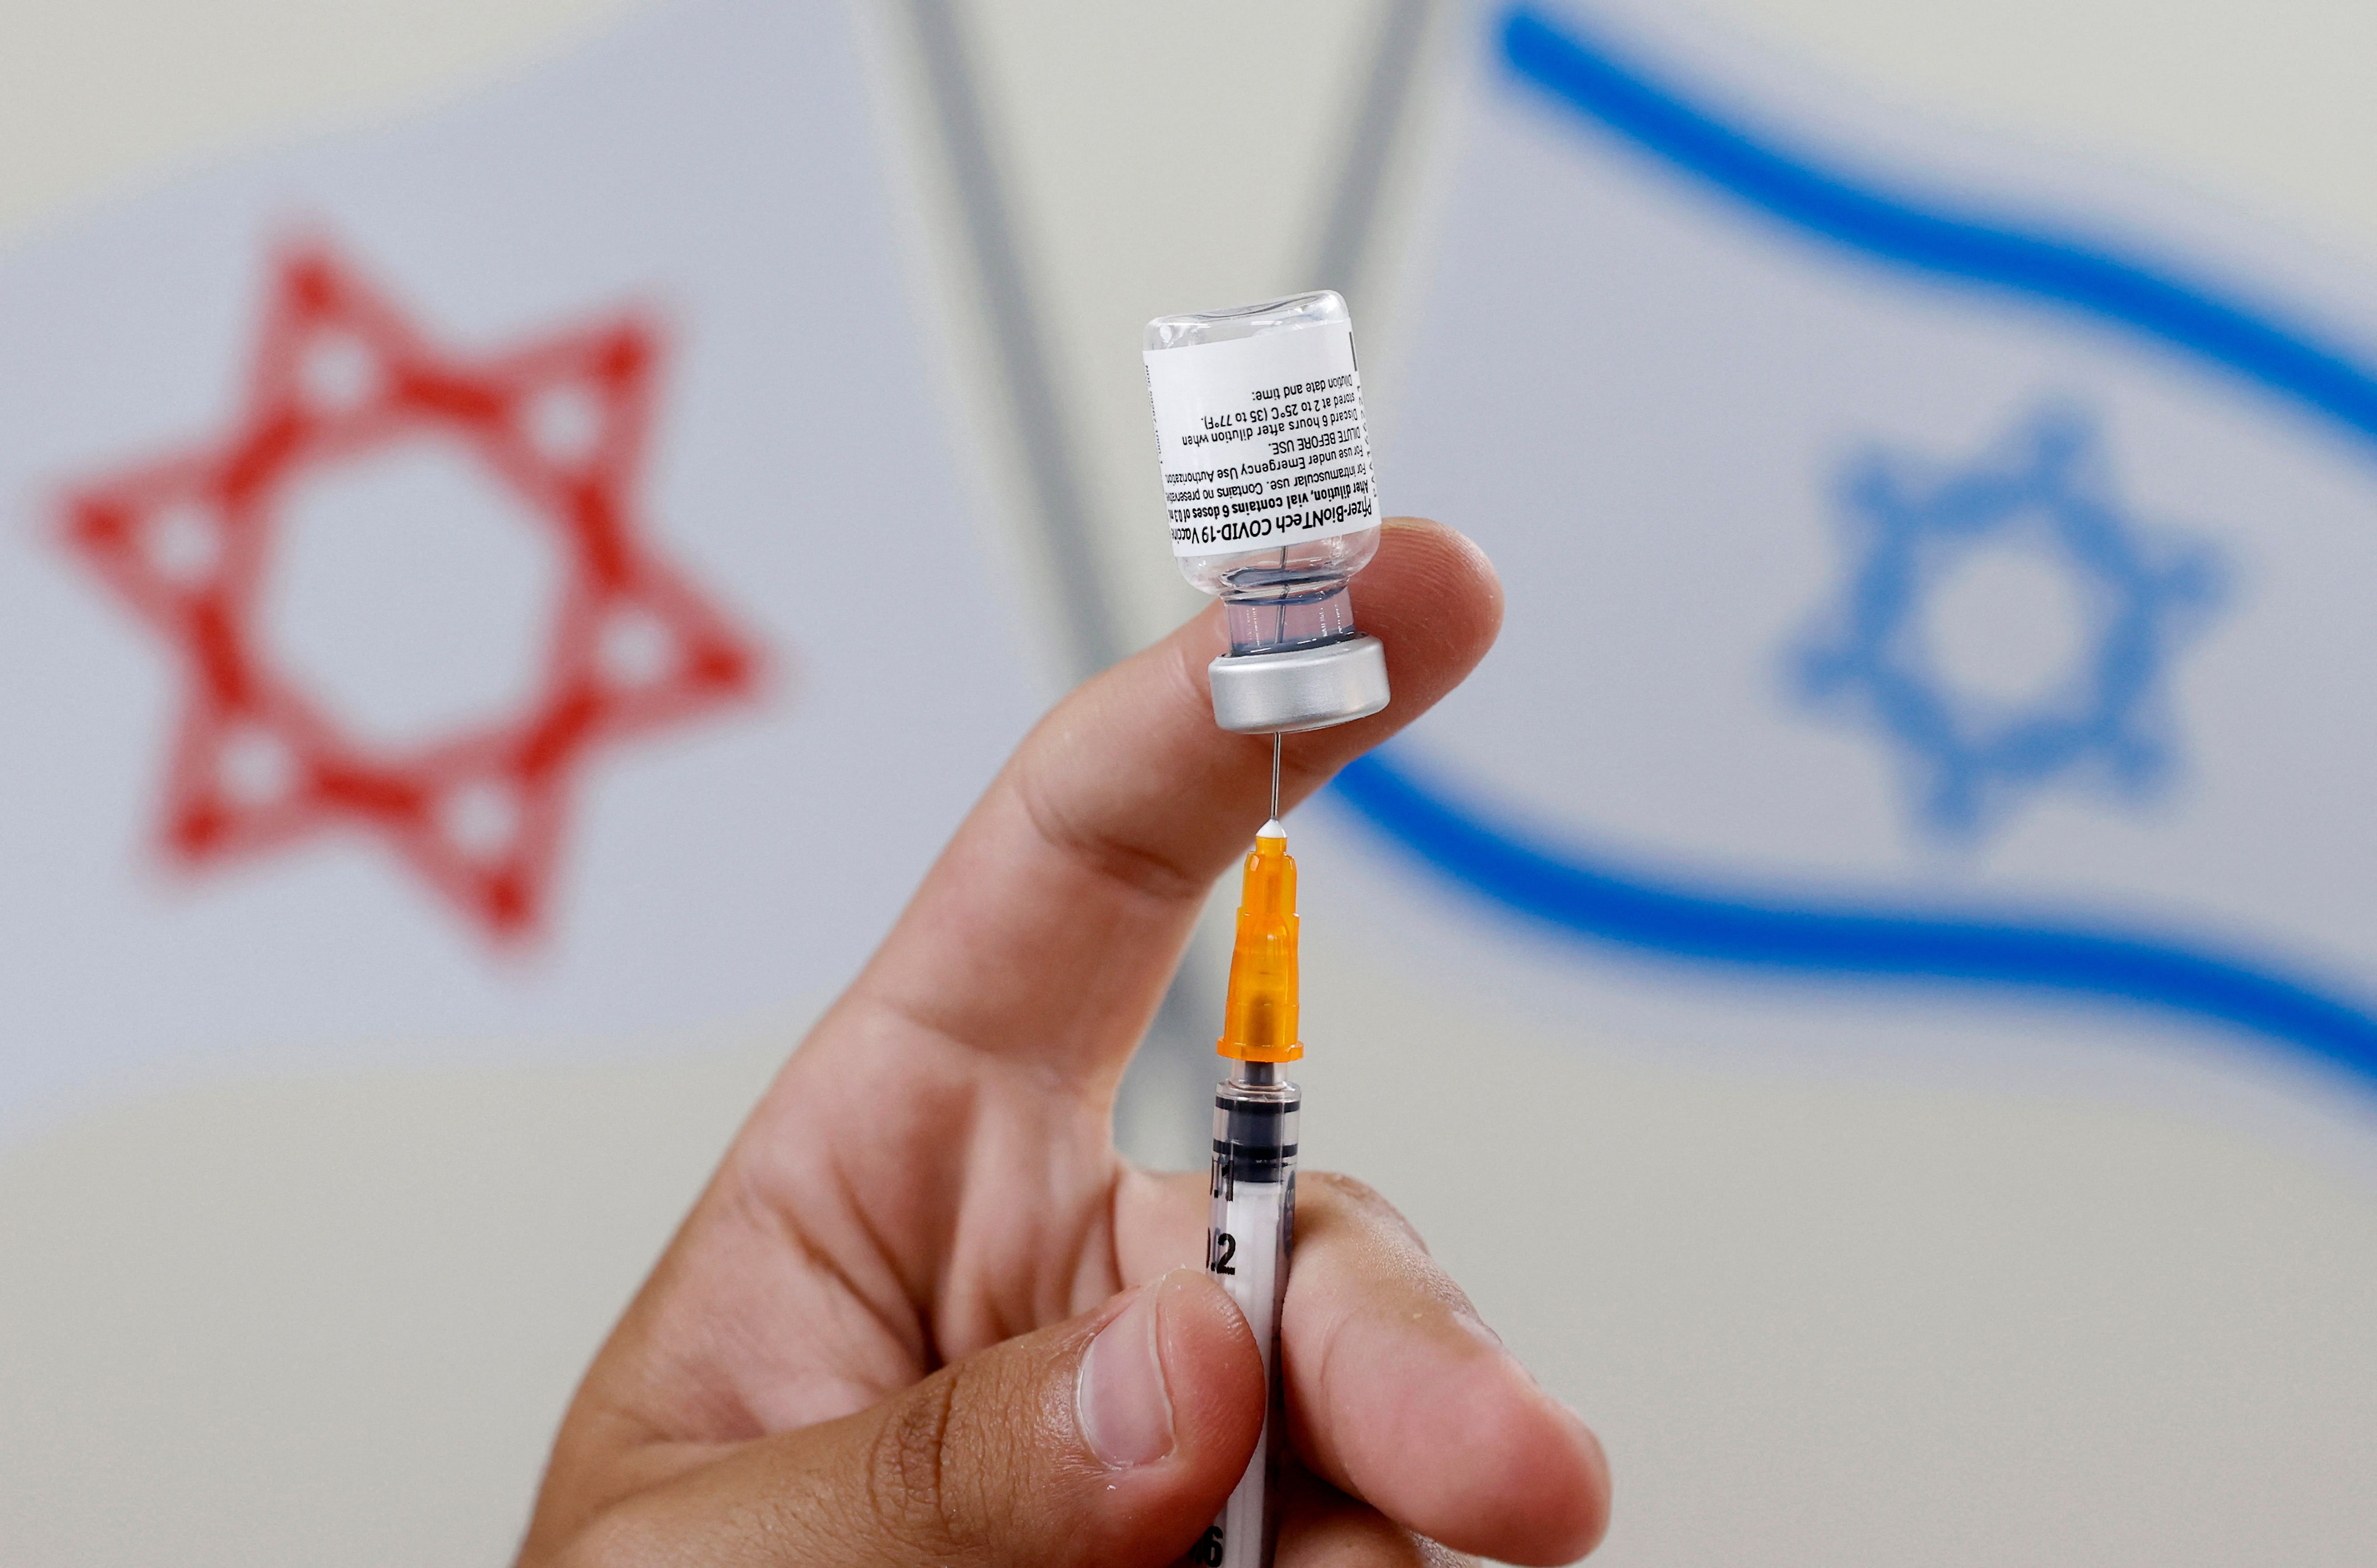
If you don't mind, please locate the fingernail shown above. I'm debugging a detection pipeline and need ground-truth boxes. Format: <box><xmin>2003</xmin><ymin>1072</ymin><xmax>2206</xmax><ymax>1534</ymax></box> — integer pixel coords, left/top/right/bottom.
<box><xmin>1077</xmin><ymin>1278</ymin><xmax>1176</xmax><ymax>1469</ymax></box>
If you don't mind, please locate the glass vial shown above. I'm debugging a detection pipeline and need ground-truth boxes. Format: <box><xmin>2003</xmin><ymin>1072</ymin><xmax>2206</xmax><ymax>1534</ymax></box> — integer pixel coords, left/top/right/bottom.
<box><xmin>1144</xmin><ymin>290</ymin><xmax>1382</xmax><ymax>657</ymax></box>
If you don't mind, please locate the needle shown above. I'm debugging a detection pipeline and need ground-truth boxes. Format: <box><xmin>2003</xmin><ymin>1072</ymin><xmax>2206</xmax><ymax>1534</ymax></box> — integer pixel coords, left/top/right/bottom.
<box><xmin>1270</xmin><ymin>731</ymin><xmax>1282</xmax><ymax>825</ymax></box>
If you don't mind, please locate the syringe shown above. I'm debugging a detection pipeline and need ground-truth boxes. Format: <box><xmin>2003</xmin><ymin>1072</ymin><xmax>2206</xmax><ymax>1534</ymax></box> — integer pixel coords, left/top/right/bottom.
<box><xmin>1195</xmin><ymin>767</ymin><xmax>1302</xmax><ymax>1568</ymax></box>
<box><xmin>1141</xmin><ymin>290</ymin><xmax>1390</xmax><ymax>1566</ymax></box>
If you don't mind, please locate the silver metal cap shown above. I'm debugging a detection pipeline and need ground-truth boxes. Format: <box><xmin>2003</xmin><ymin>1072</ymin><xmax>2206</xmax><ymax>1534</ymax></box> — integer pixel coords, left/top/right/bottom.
<box><xmin>1208</xmin><ymin>635</ymin><xmax>1390</xmax><ymax>734</ymax></box>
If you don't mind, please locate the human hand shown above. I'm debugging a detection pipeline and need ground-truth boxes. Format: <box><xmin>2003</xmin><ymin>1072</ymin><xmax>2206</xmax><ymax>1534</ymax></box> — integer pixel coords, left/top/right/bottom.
<box><xmin>519</xmin><ymin>519</ymin><xmax>1611</xmax><ymax>1566</ymax></box>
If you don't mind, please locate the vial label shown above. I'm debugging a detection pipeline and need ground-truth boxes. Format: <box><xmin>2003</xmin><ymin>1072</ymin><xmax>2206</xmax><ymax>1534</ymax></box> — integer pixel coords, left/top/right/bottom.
<box><xmin>1144</xmin><ymin>320</ymin><xmax>1377</xmax><ymax>558</ymax></box>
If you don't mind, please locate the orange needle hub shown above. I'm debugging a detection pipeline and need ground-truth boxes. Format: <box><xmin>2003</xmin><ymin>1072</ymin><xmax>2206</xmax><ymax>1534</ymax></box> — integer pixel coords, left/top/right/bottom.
<box><xmin>1218</xmin><ymin>821</ymin><xmax>1301</xmax><ymax>1062</ymax></box>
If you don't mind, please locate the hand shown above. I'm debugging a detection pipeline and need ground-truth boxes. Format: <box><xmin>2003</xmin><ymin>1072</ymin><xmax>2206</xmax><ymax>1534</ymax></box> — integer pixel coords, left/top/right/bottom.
<box><xmin>519</xmin><ymin>519</ymin><xmax>1611</xmax><ymax>1566</ymax></box>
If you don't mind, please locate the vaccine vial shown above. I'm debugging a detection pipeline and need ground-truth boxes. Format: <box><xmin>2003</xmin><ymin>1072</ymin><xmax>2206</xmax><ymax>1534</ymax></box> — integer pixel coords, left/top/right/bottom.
<box><xmin>1145</xmin><ymin>290</ymin><xmax>1390</xmax><ymax>734</ymax></box>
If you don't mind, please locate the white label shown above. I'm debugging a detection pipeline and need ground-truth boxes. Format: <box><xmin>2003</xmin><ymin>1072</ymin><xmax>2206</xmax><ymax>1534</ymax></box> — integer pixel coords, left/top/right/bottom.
<box><xmin>1145</xmin><ymin>321</ymin><xmax>1378</xmax><ymax>558</ymax></box>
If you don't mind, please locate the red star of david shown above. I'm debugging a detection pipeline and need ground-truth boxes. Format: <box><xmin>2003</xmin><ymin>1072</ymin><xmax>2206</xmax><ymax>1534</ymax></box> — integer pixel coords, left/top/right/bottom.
<box><xmin>60</xmin><ymin>241</ymin><xmax>765</xmax><ymax>943</ymax></box>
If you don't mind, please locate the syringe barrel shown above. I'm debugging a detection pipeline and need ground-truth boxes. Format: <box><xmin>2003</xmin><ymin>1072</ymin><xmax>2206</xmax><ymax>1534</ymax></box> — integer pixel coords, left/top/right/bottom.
<box><xmin>1199</xmin><ymin>1075</ymin><xmax>1300</xmax><ymax>1568</ymax></box>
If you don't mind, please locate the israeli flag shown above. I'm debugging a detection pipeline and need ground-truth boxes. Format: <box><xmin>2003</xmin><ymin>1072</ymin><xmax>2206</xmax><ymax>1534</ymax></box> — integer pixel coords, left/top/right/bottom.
<box><xmin>0</xmin><ymin>0</ymin><xmax>1036</xmax><ymax>1141</ymax></box>
<box><xmin>1333</xmin><ymin>0</ymin><xmax>2377</xmax><ymax>1137</ymax></box>
<box><xmin>1283</xmin><ymin>10</ymin><xmax>2377</xmax><ymax>1554</ymax></box>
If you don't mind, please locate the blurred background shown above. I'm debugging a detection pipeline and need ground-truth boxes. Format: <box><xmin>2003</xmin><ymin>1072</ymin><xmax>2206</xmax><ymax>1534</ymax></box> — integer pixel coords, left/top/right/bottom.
<box><xmin>4</xmin><ymin>1</ymin><xmax>2377</xmax><ymax>1563</ymax></box>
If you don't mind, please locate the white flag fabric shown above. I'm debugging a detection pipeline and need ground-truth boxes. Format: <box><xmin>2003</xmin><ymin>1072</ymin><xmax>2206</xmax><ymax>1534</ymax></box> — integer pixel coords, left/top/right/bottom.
<box><xmin>0</xmin><ymin>0</ymin><xmax>1038</xmax><ymax>1142</ymax></box>
<box><xmin>1324</xmin><ymin>0</ymin><xmax>2377</xmax><ymax>1133</ymax></box>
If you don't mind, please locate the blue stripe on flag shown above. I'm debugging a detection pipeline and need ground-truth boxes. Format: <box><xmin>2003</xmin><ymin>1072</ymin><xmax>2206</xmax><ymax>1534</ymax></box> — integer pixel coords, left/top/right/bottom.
<box><xmin>1325</xmin><ymin>4</ymin><xmax>2377</xmax><ymax>1093</ymax></box>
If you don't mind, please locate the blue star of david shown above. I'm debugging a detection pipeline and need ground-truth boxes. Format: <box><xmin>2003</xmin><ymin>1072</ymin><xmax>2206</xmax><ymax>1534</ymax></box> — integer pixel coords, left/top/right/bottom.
<box><xmin>1791</xmin><ymin>406</ymin><xmax>2227</xmax><ymax>841</ymax></box>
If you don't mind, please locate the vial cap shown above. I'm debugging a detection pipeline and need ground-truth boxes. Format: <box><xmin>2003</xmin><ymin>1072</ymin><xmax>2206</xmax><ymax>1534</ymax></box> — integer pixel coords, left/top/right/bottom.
<box><xmin>1207</xmin><ymin>634</ymin><xmax>1390</xmax><ymax>734</ymax></box>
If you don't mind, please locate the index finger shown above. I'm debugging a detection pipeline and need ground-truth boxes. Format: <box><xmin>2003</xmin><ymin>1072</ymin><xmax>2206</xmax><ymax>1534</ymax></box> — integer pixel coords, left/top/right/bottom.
<box><xmin>834</xmin><ymin>517</ymin><xmax>1502</xmax><ymax>1082</ymax></box>
<box><xmin>1114</xmin><ymin>1168</ymin><xmax>1611</xmax><ymax>1565</ymax></box>
<box><xmin>1278</xmin><ymin>1175</ymin><xmax>1610</xmax><ymax>1565</ymax></box>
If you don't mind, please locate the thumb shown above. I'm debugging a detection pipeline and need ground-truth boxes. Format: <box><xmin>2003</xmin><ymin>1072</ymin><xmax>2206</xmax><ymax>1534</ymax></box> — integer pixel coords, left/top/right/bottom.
<box><xmin>570</xmin><ymin>1269</ymin><xmax>1265</xmax><ymax>1567</ymax></box>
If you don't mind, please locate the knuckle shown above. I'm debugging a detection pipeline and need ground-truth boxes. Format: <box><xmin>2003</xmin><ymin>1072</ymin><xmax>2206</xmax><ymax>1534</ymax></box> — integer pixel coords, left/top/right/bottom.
<box><xmin>1302</xmin><ymin>1169</ymin><xmax>1425</xmax><ymax>1245</ymax></box>
<box><xmin>1302</xmin><ymin>1169</ymin><xmax>1387</xmax><ymax>1209</ymax></box>
<box><xmin>541</xmin><ymin>1503</ymin><xmax>670</xmax><ymax>1568</ymax></box>
<box><xmin>865</xmin><ymin>1370</ymin><xmax>967</xmax><ymax>1559</ymax></box>
<box><xmin>1297</xmin><ymin>1169</ymin><xmax>1483</xmax><ymax>1320</ymax></box>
